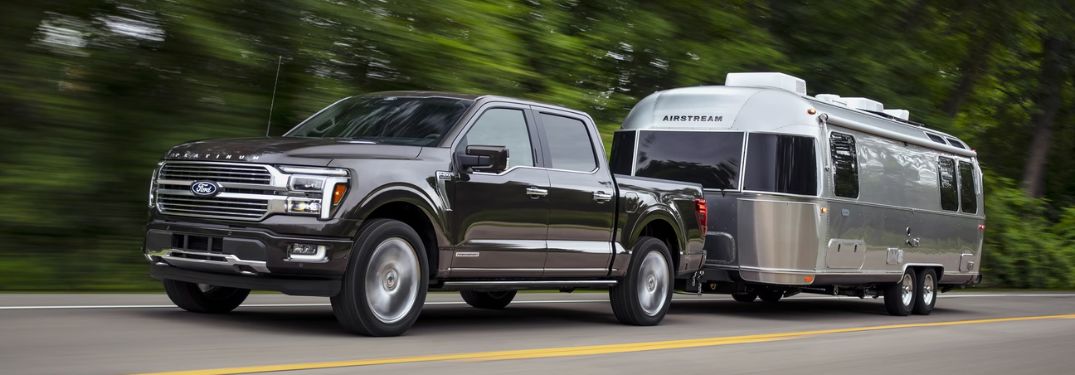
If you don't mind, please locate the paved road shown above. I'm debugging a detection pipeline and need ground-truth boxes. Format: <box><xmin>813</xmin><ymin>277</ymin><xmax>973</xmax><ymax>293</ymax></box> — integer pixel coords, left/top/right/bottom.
<box><xmin>2</xmin><ymin>291</ymin><xmax>1075</xmax><ymax>374</ymax></box>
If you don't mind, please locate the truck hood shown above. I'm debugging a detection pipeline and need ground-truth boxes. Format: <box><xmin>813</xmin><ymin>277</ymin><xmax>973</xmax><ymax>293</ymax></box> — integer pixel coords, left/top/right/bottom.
<box><xmin>164</xmin><ymin>137</ymin><xmax>423</xmax><ymax>166</ymax></box>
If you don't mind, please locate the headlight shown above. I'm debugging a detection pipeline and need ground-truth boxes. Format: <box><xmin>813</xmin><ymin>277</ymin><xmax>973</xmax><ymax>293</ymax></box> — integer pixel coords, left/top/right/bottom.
<box><xmin>148</xmin><ymin>162</ymin><xmax>162</xmax><ymax>208</ymax></box>
<box><xmin>279</xmin><ymin>166</ymin><xmax>350</xmax><ymax>220</ymax></box>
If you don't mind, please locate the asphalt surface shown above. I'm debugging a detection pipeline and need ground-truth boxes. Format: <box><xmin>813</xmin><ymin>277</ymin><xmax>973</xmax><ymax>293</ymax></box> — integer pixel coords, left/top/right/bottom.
<box><xmin>2</xmin><ymin>291</ymin><xmax>1075</xmax><ymax>375</ymax></box>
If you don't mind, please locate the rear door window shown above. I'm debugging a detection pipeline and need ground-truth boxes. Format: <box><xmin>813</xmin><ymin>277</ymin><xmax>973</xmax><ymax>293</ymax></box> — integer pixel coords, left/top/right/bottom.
<box><xmin>539</xmin><ymin>113</ymin><xmax>598</xmax><ymax>172</ymax></box>
<box><xmin>938</xmin><ymin>156</ymin><xmax>958</xmax><ymax>211</ymax></box>
<box><xmin>958</xmin><ymin>161</ymin><xmax>977</xmax><ymax>214</ymax></box>
<box><xmin>634</xmin><ymin>131</ymin><xmax>743</xmax><ymax>190</ymax></box>
<box><xmin>744</xmin><ymin>134</ymin><xmax>817</xmax><ymax>195</ymax></box>
<box><xmin>829</xmin><ymin>132</ymin><xmax>859</xmax><ymax>198</ymax></box>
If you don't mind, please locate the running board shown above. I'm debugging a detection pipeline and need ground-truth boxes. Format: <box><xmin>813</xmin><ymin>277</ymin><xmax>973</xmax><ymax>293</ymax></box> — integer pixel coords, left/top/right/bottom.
<box><xmin>439</xmin><ymin>280</ymin><xmax>617</xmax><ymax>291</ymax></box>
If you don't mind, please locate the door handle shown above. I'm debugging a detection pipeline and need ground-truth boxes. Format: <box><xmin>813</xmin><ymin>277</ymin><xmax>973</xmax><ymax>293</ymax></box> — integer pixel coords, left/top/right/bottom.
<box><xmin>526</xmin><ymin>186</ymin><xmax>548</xmax><ymax>199</ymax></box>
<box><xmin>592</xmin><ymin>191</ymin><xmax>613</xmax><ymax>203</ymax></box>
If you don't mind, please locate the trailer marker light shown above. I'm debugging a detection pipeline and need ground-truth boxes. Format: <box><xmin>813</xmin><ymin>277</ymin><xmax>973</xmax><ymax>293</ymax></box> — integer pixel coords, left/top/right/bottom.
<box><xmin>807</xmin><ymin>108</ymin><xmax>817</xmax><ymax>115</ymax></box>
<box><xmin>978</xmin><ymin>224</ymin><xmax>985</xmax><ymax>232</ymax></box>
<box><xmin>820</xmin><ymin>207</ymin><xmax>829</xmax><ymax>214</ymax></box>
<box><xmin>803</xmin><ymin>275</ymin><xmax>814</xmax><ymax>284</ymax></box>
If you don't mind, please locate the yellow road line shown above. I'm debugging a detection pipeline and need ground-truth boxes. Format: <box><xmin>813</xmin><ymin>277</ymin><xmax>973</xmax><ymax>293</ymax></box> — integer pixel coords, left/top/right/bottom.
<box><xmin>136</xmin><ymin>313</ymin><xmax>1075</xmax><ymax>375</ymax></box>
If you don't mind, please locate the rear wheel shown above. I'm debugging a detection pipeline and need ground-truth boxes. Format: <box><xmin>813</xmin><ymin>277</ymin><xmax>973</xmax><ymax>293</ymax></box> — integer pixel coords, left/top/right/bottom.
<box><xmin>731</xmin><ymin>292</ymin><xmax>757</xmax><ymax>303</ymax></box>
<box><xmin>757</xmin><ymin>289</ymin><xmax>783</xmax><ymax>303</ymax></box>
<box><xmin>331</xmin><ymin>219</ymin><xmax>428</xmax><ymax>336</ymax></box>
<box><xmin>884</xmin><ymin>270</ymin><xmax>916</xmax><ymax>316</ymax></box>
<box><xmin>610</xmin><ymin>237</ymin><xmax>674</xmax><ymax>326</ymax></box>
<box><xmin>460</xmin><ymin>290</ymin><xmax>517</xmax><ymax>309</ymax></box>
<box><xmin>913</xmin><ymin>269</ymin><xmax>938</xmax><ymax>315</ymax></box>
<box><xmin>162</xmin><ymin>280</ymin><xmax>249</xmax><ymax>314</ymax></box>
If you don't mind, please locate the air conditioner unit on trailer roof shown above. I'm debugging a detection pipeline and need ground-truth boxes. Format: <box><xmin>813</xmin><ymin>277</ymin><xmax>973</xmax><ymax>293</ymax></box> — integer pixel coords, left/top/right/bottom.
<box><xmin>725</xmin><ymin>72</ymin><xmax>807</xmax><ymax>96</ymax></box>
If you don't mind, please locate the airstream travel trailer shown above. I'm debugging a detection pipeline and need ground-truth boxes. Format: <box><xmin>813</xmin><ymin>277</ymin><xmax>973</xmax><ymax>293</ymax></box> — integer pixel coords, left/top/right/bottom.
<box><xmin>610</xmin><ymin>73</ymin><xmax>984</xmax><ymax>316</ymax></box>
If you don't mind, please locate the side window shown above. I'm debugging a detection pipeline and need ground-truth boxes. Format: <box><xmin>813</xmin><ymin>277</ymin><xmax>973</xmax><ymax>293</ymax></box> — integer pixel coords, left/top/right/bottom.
<box><xmin>610</xmin><ymin>131</ymin><xmax>636</xmax><ymax>175</ymax></box>
<box><xmin>938</xmin><ymin>156</ymin><xmax>958</xmax><ymax>211</ymax></box>
<box><xmin>461</xmin><ymin>108</ymin><xmax>534</xmax><ymax>168</ymax></box>
<box><xmin>958</xmin><ymin>161</ymin><xmax>977</xmax><ymax>214</ymax></box>
<box><xmin>829</xmin><ymin>132</ymin><xmax>859</xmax><ymax>198</ymax></box>
<box><xmin>540</xmin><ymin>113</ymin><xmax>598</xmax><ymax>172</ymax></box>
<box><xmin>744</xmin><ymin>134</ymin><xmax>817</xmax><ymax>195</ymax></box>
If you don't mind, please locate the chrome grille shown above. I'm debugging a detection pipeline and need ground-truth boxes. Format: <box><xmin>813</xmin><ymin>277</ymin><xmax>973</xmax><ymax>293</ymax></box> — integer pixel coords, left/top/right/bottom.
<box><xmin>154</xmin><ymin>161</ymin><xmax>283</xmax><ymax>221</ymax></box>
<box><xmin>160</xmin><ymin>163</ymin><xmax>272</xmax><ymax>184</ymax></box>
<box><xmin>157</xmin><ymin>195</ymin><xmax>270</xmax><ymax>220</ymax></box>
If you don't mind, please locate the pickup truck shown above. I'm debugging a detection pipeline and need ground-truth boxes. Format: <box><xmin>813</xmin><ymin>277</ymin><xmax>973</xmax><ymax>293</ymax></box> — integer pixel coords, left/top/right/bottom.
<box><xmin>144</xmin><ymin>92</ymin><xmax>706</xmax><ymax>336</ymax></box>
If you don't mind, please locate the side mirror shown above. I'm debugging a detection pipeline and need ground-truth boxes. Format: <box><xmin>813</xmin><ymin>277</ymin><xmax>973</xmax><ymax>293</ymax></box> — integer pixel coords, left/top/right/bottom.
<box><xmin>457</xmin><ymin>145</ymin><xmax>509</xmax><ymax>173</ymax></box>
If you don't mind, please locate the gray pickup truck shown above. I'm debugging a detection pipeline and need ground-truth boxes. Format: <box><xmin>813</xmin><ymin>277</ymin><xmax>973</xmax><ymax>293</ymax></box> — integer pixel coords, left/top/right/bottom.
<box><xmin>144</xmin><ymin>92</ymin><xmax>705</xmax><ymax>336</ymax></box>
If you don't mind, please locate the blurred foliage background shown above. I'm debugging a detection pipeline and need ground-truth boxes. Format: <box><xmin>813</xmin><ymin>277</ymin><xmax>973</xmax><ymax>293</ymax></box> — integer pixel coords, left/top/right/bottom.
<box><xmin>2</xmin><ymin>0</ymin><xmax>1075</xmax><ymax>290</ymax></box>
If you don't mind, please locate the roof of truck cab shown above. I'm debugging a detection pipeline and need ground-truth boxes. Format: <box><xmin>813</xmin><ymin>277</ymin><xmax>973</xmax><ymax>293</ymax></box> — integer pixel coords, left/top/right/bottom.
<box><xmin>361</xmin><ymin>91</ymin><xmax>591</xmax><ymax>120</ymax></box>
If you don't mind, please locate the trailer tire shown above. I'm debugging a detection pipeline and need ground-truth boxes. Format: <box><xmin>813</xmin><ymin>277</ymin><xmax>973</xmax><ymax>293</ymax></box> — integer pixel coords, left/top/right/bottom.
<box><xmin>758</xmin><ymin>289</ymin><xmax>783</xmax><ymax>303</ymax></box>
<box><xmin>610</xmin><ymin>236</ymin><xmax>674</xmax><ymax>326</ymax></box>
<box><xmin>731</xmin><ymin>292</ymin><xmax>757</xmax><ymax>303</ymax></box>
<box><xmin>163</xmin><ymin>280</ymin><xmax>249</xmax><ymax>314</ymax></box>
<box><xmin>913</xmin><ymin>268</ymin><xmax>938</xmax><ymax>315</ymax></box>
<box><xmin>884</xmin><ymin>270</ymin><xmax>916</xmax><ymax>316</ymax></box>
<box><xmin>331</xmin><ymin>219</ymin><xmax>428</xmax><ymax>337</ymax></box>
<box><xmin>460</xmin><ymin>290</ymin><xmax>517</xmax><ymax>309</ymax></box>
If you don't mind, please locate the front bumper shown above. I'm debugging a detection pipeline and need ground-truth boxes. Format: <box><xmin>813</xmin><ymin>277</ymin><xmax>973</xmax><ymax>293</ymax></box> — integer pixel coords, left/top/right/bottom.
<box><xmin>143</xmin><ymin>220</ymin><xmax>355</xmax><ymax>278</ymax></box>
<box><xmin>150</xmin><ymin>264</ymin><xmax>340</xmax><ymax>297</ymax></box>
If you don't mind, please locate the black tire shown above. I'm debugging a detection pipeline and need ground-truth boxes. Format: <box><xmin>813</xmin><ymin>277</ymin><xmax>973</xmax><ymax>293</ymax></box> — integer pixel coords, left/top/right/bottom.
<box><xmin>731</xmin><ymin>292</ymin><xmax>757</xmax><ymax>303</ymax></box>
<box><xmin>913</xmin><ymin>268</ymin><xmax>938</xmax><ymax>315</ymax></box>
<box><xmin>757</xmin><ymin>289</ymin><xmax>783</xmax><ymax>303</ymax></box>
<box><xmin>162</xmin><ymin>279</ymin><xmax>249</xmax><ymax>314</ymax></box>
<box><xmin>884</xmin><ymin>270</ymin><xmax>916</xmax><ymax>316</ymax></box>
<box><xmin>460</xmin><ymin>290</ymin><xmax>517</xmax><ymax>309</ymax></box>
<box><xmin>330</xmin><ymin>219</ymin><xmax>429</xmax><ymax>336</ymax></box>
<box><xmin>609</xmin><ymin>236</ymin><xmax>674</xmax><ymax>326</ymax></box>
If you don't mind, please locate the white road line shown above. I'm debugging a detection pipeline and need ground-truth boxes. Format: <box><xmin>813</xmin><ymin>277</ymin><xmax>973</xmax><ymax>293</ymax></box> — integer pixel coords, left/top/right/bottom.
<box><xmin>0</xmin><ymin>293</ymin><xmax>1072</xmax><ymax>310</ymax></box>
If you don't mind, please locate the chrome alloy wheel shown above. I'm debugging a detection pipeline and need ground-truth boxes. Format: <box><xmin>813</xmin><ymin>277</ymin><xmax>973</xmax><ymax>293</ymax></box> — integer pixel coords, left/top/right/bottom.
<box><xmin>921</xmin><ymin>272</ymin><xmax>935</xmax><ymax>306</ymax></box>
<box><xmin>637</xmin><ymin>251</ymin><xmax>670</xmax><ymax>316</ymax></box>
<box><xmin>900</xmin><ymin>273</ymin><xmax>915</xmax><ymax>307</ymax></box>
<box><xmin>364</xmin><ymin>237</ymin><xmax>420</xmax><ymax>324</ymax></box>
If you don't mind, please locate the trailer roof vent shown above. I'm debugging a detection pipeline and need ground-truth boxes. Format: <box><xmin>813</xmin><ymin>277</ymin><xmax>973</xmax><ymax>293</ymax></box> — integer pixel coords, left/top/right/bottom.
<box><xmin>842</xmin><ymin>97</ymin><xmax>884</xmax><ymax>112</ymax></box>
<box><xmin>814</xmin><ymin>94</ymin><xmax>845</xmax><ymax>105</ymax></box>
<box><xmin>883</xmin><ymin>109</ymin><xmax>910</xmax><ymax>121</ymax></box>
<box><xmin>725</xmin><ymin>72</ymin><xmax>807</xmax><ymax>96</ymax></box>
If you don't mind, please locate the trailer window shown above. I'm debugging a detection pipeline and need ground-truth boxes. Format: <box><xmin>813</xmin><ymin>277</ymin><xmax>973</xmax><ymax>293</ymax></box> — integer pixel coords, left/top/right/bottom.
<box><xmin>938</xmin><ymin>157</ymin><xmax>958</xmax><ymax>211</ymax></box>
<box><xmin>829</xmin><ymin>132</ymin><xmax>859</xmax><ymax>198</ymax></box>
<box><xmin>610</xmin><ymin>131</ymin><xmax>636</xmax><ymax>175</ymax></box>
<box><xmin>959</xmin><ymin>161</ymin><xmax>977</xmax><ymax>214</ymax></box>
<box><xmin>634</xmin><ymin>131</ymin><xmax>742</xmax><ymax>190</ymax></box>
<box><xmin>744</xmin><ymin>134</ymin><xmax>817</xmax><ymax>196</ymax></box>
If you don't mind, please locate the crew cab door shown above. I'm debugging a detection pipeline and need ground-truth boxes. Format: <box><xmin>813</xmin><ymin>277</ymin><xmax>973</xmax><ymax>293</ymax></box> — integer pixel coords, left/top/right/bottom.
<box><xmin>447</xmin><ymin>104</ymin><xmax>550</xmax><ymax>278</ymax></box>
<box><xmin>533</xmin><ymin>108</ymin><xmax>616</xmax><ymax>277</ymax></box>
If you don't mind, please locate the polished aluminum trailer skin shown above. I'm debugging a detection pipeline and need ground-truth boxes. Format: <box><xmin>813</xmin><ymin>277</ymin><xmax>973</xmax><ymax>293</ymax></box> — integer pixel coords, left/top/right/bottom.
<box><xmin>613</xmin><ymin>83</ymin><xmax>984</xmax><ymax>290</ymax></box>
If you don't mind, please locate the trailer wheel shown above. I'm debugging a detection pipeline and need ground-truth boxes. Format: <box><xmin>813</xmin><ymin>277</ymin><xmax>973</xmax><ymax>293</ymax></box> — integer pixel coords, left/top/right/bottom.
<box><xmin>331</xmin><ymin>219</ymin><xmax>428</xmax><ymax>336</ymax></box>
<box><xmin>460</xmin><ymin>290</ymin><xmax>517</xmax><ymax>309</ymax></box>
<box><xmin>163</xmin><ymin>280</ymin><xmax>249</xmax><ymax>313</ymax></box>
<box><xmin>731</xmin><ymin>292</ymin><xmax>757</xmax><ymax>303</ymax></box>
<box><xmin>609</xmin><ymin>236</ymin><xmax>674</xmax><ymax>326</ymax></box>
<box><xmin>913</xmin><ymin>268</ymin><xmax>938</xmax><ymax>315</ymax></box>
<box><xmin>884</xmin><ymin>270</ymin><xmax>916</xmax><ymax>316</ymax></box>
<box><xmin>757</xmin><ymin>289</ymin><xmax>783</xmax><ymax>303</ymax></box>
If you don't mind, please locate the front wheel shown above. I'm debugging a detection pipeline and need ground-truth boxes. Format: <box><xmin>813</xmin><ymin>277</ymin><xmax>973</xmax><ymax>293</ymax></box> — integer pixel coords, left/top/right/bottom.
<box><xmin>609</xmin><ymin>236</ymin><xmax>674</xmax><ymax>326</ymax></box>
<box><xmin>460</xmin><ymin>290</ymin><xmax>517</xmax><ymax>309</ymax></box>
<box><xmin>162</xmin><ymin>279</ymin><xmax>249</xmax><ymax>314</ymax></box>
<box><xmin>884</xmin><ymin>270</ymin><xmax>916</xmax><ymax>316</ymax></box>
<box><xmin>330</xmin><ymin>219</ymin><xmax>429</xmax><ymax>336</ymax></box>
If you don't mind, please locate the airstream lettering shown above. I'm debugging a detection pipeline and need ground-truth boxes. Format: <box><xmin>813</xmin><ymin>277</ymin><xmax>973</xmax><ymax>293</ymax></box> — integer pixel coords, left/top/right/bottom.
<box><xmin>612</xmin><ymin>72</ymin><xmax>984</xmax><ymax>316</ymax></box>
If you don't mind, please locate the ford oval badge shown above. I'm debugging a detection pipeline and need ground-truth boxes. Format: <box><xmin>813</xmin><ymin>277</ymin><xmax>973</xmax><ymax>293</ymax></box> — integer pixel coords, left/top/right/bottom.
<box><xmin>190</xmin><ymin>181</ymin><xmax>221</xmax><ymax>197</ymax></box>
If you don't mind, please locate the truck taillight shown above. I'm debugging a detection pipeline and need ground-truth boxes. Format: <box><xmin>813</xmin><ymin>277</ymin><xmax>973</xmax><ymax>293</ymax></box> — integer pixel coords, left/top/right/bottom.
<box><xmin>694</xmin><ymin>198</ymin><xmax>708</xmax><ymax>229</ymax></box>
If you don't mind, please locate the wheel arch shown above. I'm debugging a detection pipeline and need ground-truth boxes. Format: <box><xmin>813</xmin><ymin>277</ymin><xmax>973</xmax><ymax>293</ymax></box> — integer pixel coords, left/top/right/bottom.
<box><xmin>353</xmin><ymin>185</ymin><xmax>449</xmax><ymax>279</ymax></box>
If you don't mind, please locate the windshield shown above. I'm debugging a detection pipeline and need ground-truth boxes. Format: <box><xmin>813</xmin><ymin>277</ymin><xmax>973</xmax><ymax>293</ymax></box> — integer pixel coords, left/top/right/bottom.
<box><xmin>628</xmin><ymin>130</ymin><xmax>744</xmax><ymax>190</ymax></box>
<box><xmin>286</xmin><ymin>95</ymin><xmax>474</xmax><ymax>146</ymax></box>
